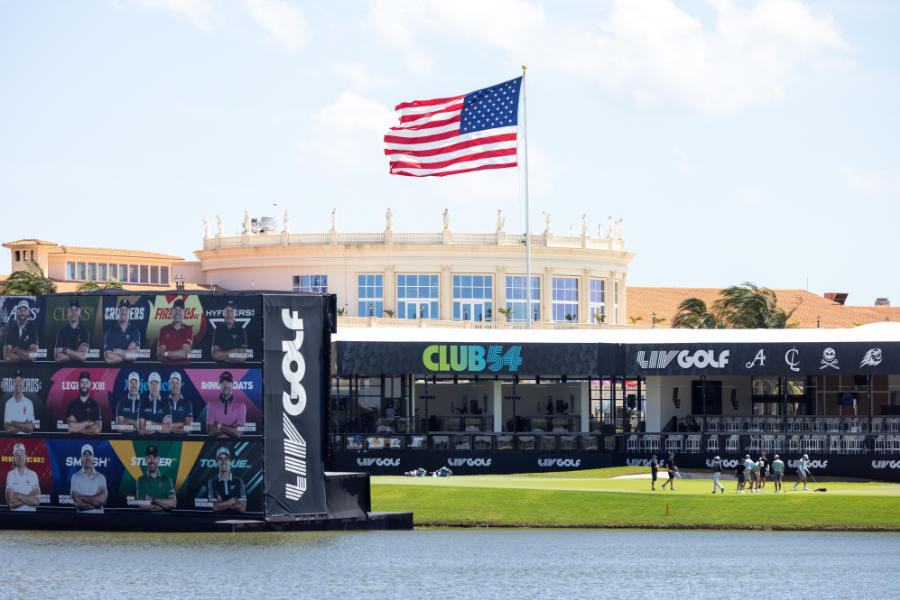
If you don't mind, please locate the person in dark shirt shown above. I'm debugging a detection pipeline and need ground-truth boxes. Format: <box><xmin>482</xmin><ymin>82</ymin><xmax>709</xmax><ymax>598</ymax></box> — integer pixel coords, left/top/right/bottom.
<box><xmin>138</xmin><ymin>372</ymin><xmax>171</xmax><ymax>435</ymax></box>
<box><xmin>65</xmin><ymin>371</ymin><xmax>102</xmax><ymax>434</ymax></box>
<box><xmin>208</xmin><ymin>447</ymin><xmax>246</xmax><ymax>513</ymax></box>
<box><xmin>212</xmin><ymin>300</ymin><xmax>249</xmax><ymax>363</ymax></box>
<box><xmin>735</xmin><ymin>461</ymin><xmax>746</xmax><ymax>494</ymax></box>
<box><xmin>104</xmin><ymin>298</ymin><xmax>141</xmax><ymax>364</ymax></box>
<box><xmin>167</xmin><ymin>371</ymin><xmax>194</xmax><ymax>435</ymax></box>
<box><xmin>4</xmin><ymin>300</ymin><xmax>39</xmax><ymax>362</ymax></box>
<box><xmin>116</xmin><ymin>371</ymin><xmax>142</xmax><ymax>433</ymax></box>
<box><xmin>758</xmin><ymin>453</ymin><xmax>769</xmax><ymax>489</ymax></box>
<box><xmin>55</xmin><ymin>299</ymin><xmax>90</xmax><ymax>362</ymax></box>
<box><xmin>650</xmin><ymin>454</ymin><xmax>659</xmax><ymax>491</ymax></box>
<box><xmin>661</xmin><ymin>452</ymin><xmax>678</xmax><ymax>490</ymax></box>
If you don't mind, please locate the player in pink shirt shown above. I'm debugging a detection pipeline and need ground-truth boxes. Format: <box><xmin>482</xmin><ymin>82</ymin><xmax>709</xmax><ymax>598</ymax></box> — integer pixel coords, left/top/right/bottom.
<box><xmin>206</xmin><ymin>371</ymin><xmax>245</xmax><ymax>438</ymax></box>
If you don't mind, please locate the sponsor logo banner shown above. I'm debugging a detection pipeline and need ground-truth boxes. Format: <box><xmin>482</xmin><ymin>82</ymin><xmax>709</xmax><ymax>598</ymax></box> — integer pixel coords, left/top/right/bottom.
<box><xmin>262</xmin><ymin>294</ymin><xmax>327</xmax><ymax>517</ymax></box>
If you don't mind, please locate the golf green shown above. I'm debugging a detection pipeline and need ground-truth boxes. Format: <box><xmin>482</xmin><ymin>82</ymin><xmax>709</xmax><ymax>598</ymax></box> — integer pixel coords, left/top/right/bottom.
<box><xmin>371</xmin><ymin>468</ymin><xmax>900</xmax><ymax>530</ymax></box>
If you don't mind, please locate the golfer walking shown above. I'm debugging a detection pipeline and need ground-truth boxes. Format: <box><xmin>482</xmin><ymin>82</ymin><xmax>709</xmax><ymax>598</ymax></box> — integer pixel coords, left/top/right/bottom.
<box><xmin>711</xmin><ymin>455</ymin><xmax>725</xmax><ymax>494</ymax></box>
<box><xmin>794</xmin><ymin>454</ymin><xmax>811</xmax><ymax>491</ymax></box>
<box><xmin>661</xmin><ymin>452</ymin><xmax>678</xmax><ymax>490</ymax></box>
<box><xmin>650</xmin><ymin>454</ymin><xmax>659</xmax><ymax>491</ymax></box>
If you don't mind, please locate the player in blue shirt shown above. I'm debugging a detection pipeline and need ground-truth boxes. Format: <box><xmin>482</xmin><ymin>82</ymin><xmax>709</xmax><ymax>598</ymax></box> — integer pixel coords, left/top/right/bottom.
<box><xmin>167</xmin><ymin>371</ymin><xmax>194</xmax><ymax>435</ymax></box>
<box><xmin>116</xmin><ymin>371</ymin><xmax>142</xmax><ymax>433</ymax></box>
<box><xmin>139</xmin><ymin>372</ymin><xmax>171</xmax><ymax>435</ymax></box>
<box><xmin>104</xmin><ymin>298</ymin><xmax>141</xmax><ymax>364</ymax></box>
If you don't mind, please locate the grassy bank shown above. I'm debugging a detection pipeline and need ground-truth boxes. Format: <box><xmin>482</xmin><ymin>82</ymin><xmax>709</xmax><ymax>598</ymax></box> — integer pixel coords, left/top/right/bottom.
<box><xmin>371</xmin><ymin>468</ymin><xmax>900</xmax><ymax>530</ymax></box>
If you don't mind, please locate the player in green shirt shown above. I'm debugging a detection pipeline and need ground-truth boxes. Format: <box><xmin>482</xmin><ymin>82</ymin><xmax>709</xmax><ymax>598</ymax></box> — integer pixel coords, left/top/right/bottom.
<box><xmin>771</xmin><ymin>454</ymin><xmax>785</xmax><ymax>493</ymax></box>
<box><xmin>135</xmin><ymin>445</ymin><xmax>176</xmax><ymax>512</ymax></box>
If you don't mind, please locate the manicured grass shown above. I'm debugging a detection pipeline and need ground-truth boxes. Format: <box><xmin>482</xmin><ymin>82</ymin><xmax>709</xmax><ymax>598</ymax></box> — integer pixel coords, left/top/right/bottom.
<box><xmin>371</xmin><ymin>468</ymin><xmax>900</xmax><ymax>530</ymax></box>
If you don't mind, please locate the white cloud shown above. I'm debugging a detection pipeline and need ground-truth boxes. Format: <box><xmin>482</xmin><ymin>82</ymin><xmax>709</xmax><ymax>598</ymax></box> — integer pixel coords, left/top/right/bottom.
<box><xmin>244</xmin><ymin>0</ymin><xmax>309</xmax><ymax>51</ymax></box>
<box><xmin>369</xmin><ymin>0</ymin><xmax>545</xmax><ymax>75</ymax></box>
<box><xmin>138</xmin><ymin>0</ymin><xmax>216</xmax><ymax>31</ymax></box>
<box><xmin>305</xmin><ymin>91</ymin><xmax>395</xmax><ymax>167</ymax></box>
<box><xmin>560</xmin><ymin>0</ymin><xmax>852</xmax><ymax>113</ymax></box>
<box><xmin>841</xmin><ymin>167</ymin><xmax>887</xmax><ymax>195</ymax></box>
<box><xmin>333</xmin><ymin>62</ymin><xmax>378</xmax><ymax>92</ymax></box>
<box><xmin>369</xmin><ymin>0</ymin><xmax>852</xmax><ymax>114</ymax></box>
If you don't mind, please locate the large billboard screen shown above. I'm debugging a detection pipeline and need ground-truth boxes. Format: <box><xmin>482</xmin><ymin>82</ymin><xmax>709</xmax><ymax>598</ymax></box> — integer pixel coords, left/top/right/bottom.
<box><xmin>0</xmin><ymin>292</ymin><xmax>331</xmax><ymax>521</ymax></box>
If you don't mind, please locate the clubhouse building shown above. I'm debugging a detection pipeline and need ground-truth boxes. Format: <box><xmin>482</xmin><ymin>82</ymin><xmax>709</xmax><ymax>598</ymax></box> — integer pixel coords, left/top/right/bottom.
<box><xmin>4</xmin><ymin>210</ymin><xmax>900</xmax><ymax>478</ymax></box>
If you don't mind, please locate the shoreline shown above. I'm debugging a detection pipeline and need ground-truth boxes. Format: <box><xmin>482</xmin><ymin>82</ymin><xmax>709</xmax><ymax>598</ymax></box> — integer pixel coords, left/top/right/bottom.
<box><xmin>412</xmin><ymin>522</ymin><xmax>900</xmax><ymax>532</ymax></box>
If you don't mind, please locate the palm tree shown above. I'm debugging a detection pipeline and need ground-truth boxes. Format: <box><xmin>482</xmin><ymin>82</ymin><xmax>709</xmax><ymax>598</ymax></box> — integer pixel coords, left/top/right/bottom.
<box><xmin>496</xmin><ymin>307</ymin><xmax>512</xmax><ymax>322</ymax></box>
<box><xmin>671</xmin><ymin>298</ymin><xmax>720</xmax><ymax>329</ymax></box>
<box><xmin>715</xmin><ymin>282</ymin><xmax>797</xmax><ymax>329</ymax></box>
<box><xmin>673</xmin><ymin>283</ymin><xmax>798</xmax><ymax>329</ymax></box>
<box><xmin>77</xmin><ymin>279</ymin><xmax>124</xmax><ymax>292</ymax></box>
<box><xmin>2</xmin><ymin>260</ymin><xmax>56</xmax><ymax>295</ymax></box>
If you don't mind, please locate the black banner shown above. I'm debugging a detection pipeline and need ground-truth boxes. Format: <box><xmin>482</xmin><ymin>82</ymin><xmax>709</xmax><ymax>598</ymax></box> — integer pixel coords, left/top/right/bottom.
<box><xmin>337</xmin><ymin>341</ymin><xmax>609</xmax><ymax>377</ymax></box>
<box><xmin>624</xmin><ymin>342</ymin><xmax>900</xmax><ymax>376</ymax></box>
<box><xmin>262</xmin><ymin>294</ymin><xmax>328</xmax><ymax>517</ymax></box>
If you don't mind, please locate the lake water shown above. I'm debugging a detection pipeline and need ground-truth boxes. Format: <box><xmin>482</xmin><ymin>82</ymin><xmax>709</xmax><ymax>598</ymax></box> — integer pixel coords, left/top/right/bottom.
<box><xmin>1</xmin><ymin>529</ymin><xmax>896</xmax><ymax>598</ymax></box>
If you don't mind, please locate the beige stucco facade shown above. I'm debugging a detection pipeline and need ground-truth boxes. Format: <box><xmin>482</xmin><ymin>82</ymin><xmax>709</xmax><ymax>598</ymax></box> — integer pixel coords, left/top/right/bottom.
<box><xmin>195</xmin><ymin>217</ymin><xmax>634</xmax><ymax>325</ymax></box>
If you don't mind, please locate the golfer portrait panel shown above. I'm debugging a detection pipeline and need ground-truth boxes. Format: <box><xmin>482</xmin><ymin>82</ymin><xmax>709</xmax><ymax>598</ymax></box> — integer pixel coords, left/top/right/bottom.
<box><xmin>1</xmin><ymin>439</ymin><xmax>52</xmax><ymax>512</ymax></box>
<box><xmin>108</xmin><ymin>440</ymin><xmax>204</xmax><ymax>513</ymax></box>
<box><xmin>1</xmin><ymin>297</ymin><xmax>46</xmax><ymax>363</ymax></box>
<box><xmin>101</xmin><ymin>295</ymin><xmax>151</xmax><ymax>364</ymax></box>
<box><xmin>185</xmin><ymin>441</ymin><xmax>263</xmax><ymax>514</ymax></box>
<box><xmin>2</xmin><ymin>367</ymin><xmax>50</xmax><ymax>434</ymax></box>
<box><xmin>203</xmin><ymin>296</ymin><xmax>262</xmax><ymax>364</ymax></box>
<box><xmin>45</xmin><ymin>296</ymin><xmax>102</xmax><ymax>363</ymax></box>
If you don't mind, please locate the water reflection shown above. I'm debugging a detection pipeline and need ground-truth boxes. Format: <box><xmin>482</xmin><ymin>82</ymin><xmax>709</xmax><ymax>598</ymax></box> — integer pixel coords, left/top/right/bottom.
<box><xmin>0</xmin><ymin>529</ymin><xmax>897</xmax><ymax>599</ymax></box>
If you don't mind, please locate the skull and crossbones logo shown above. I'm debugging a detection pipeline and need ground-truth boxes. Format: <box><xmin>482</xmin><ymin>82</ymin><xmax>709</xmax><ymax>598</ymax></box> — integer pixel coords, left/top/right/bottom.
<box><xmin>820</xmin><ymin>347</ymin><xmax>839</xmax><ymax>369</ymax></box>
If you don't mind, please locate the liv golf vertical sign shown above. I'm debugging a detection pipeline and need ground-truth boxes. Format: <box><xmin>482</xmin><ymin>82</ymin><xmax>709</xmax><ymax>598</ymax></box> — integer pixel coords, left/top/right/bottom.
<box><xmin>263</xmin><ymin>294</ymin><xmax>329</xmax><ymax>517</ymax></box>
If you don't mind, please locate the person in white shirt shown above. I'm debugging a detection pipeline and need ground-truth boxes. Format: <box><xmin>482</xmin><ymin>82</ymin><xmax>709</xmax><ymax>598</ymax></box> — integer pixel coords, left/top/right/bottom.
<box><xmin>793</xmin><ymin>454</ymin><xmax>810</xmax><ymax>491</ymax></box>
<box><xmin>70</xmin><ymin>444</ymin><xmax>107</xmax><ymax>514</ymax></box>
<box><xmin>6</xmin><ymin>442</ymin><xmax>40</xmax><ymax>511</ymax></box>
<box><xmin>4</xmin><ymin>369</ymin><xmax>35</xmax><ymax>434</ymax></box>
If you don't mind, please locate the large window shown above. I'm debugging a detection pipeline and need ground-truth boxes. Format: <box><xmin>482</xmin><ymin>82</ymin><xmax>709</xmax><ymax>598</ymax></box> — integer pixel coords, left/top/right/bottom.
<box><xmin>397</xmin><ymin>274</ymin><xmax>438</xmax><ymax>319</ymax></box>
<box><xmin>66</xmin><ymin>262</ymin><xmax>76</xmax><ymax>280</ymax></box>
<box><xmin>161</xmin><ymin>266</ymin><xmax>169</xmax><ymax>284</ymax></box>
<box><xmin>590</xmin><ymin>279</ymin><xmax>605</xmax><ymax>323</ymax></box>
<box><xmin>358</xmin><ymin>274</ymin><xmax>383</xmax><ymax>317</ymax></box>
<box><xmin>98</xmin><ymin>263</ymin><xmax>107</xmax><ymax>281</ymax></box>
<box><xmin>77</xmin><ymin>262</ymin><xmax>87</xmax><ymax>280</ymax></box>
<box><xmin>453</xmin><ymin>275</ymin><xmax>492</xmax><ymax>321</ymax></box>
<box><xmin>129</xmin><ymin>265</ymin><xmax>139</xmax><ymax>283</ymax></box>
<box><xmin>552</xmin><ymin>277</ymin><xmax>578</xmax><ymax>322</ymax></box>
<box><xmin>505</xmin><ymin>276</ymin><xmax>540</xmax><ymax>322</ymax></box>
<box><xmin>150</xmin><ymin>265</ymin><xmax>159</xmax><ymax>284</ymax></box>
<box><xmin>293</xmin><ymin>275</ymin><xmax>328</xmax><ymax>293</ymax></box>
<box><xmin>614</xmin><ymin>281</ymin><xmax>620</xmax><ymax>324</ymax></box>
<box><xmin>140</xmin><ymin>265</ymin><xmax>149</xmax><ymax>284</ymax></box>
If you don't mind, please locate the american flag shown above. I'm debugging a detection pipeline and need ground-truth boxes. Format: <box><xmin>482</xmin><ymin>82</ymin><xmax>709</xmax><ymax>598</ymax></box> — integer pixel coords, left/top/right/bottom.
<box><xmin>384</xmin><ymin>77</ymin><xmax>522</xmax><ymax>177</ymax></box>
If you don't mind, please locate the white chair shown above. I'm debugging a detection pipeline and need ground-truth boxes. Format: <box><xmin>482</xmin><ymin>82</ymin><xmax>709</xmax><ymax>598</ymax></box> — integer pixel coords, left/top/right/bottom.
<box><xmin>706</xmin><ymin>435</ymin><xmax>719</xmax><ymax>453</ymax></box>
<box><xmin>686</xmin><ymin>435</ymin><xmax>701</xmax><ymax>453</ymax></box>
<box><xmin>643</xmin><ymin>435</ymin><xmax>660</xmax><ymax>453</ymax></box>
<box><xmin>666</xmin><ymin>435</ymin><xmax>683</xmax><ymax>453</ymax></box>
<box><xmin>828</xmin><ymin>435</ymin><xmax>841</xmax><ymax>453</ymax></box>
<box><xmin>726</xmin><ymin>435</ymin><xmax>740</xmax><ymax>454</ymax></box>
<box><xmin>627</xmin><ymin>435</ymin><xmax>639</xmax><ymax>452</ymax></box>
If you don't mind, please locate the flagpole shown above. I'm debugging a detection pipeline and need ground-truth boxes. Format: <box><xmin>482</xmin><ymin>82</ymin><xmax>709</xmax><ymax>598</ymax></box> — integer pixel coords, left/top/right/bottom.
<box><xmin>522</xmin><ymin>65</ymin><xmax>532</xmax><ymax>330</ymax></box>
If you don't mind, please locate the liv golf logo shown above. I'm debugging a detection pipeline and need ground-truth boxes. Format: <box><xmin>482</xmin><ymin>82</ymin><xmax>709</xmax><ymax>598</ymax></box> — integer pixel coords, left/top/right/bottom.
<box><xmin>281</xmin><ymin>308</ymin><xmax>308</xmax><ymax>502</ymax></box>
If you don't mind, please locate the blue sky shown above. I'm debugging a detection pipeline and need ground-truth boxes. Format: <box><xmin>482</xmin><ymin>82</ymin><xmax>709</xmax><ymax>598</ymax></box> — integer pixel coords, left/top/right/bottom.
<box><xmin>1</xmin><ymin>0</ymin><xmax>897</xmax><ymax>306</ymax></box>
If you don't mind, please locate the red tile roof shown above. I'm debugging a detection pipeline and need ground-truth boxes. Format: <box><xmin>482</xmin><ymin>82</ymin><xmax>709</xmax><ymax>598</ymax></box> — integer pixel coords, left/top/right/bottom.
<box><xmin>627</xmin><ymin>287</ymin><xmax>899</xmax><ymax>328</ymax></box>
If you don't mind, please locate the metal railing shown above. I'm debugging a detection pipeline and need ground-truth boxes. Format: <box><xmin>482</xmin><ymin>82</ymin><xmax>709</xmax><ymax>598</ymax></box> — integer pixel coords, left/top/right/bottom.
<box><xmin>330</xmin><ymin>432</ymin><xmax>900</xmax><ymax>455</ymax></box>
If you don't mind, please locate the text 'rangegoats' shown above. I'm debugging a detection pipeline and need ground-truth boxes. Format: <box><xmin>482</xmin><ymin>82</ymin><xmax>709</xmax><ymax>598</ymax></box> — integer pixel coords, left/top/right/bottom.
<box><xmin>281</xmin><ymin>308</ymin><xmax>308</xmax><ymax>502</ymax></box>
